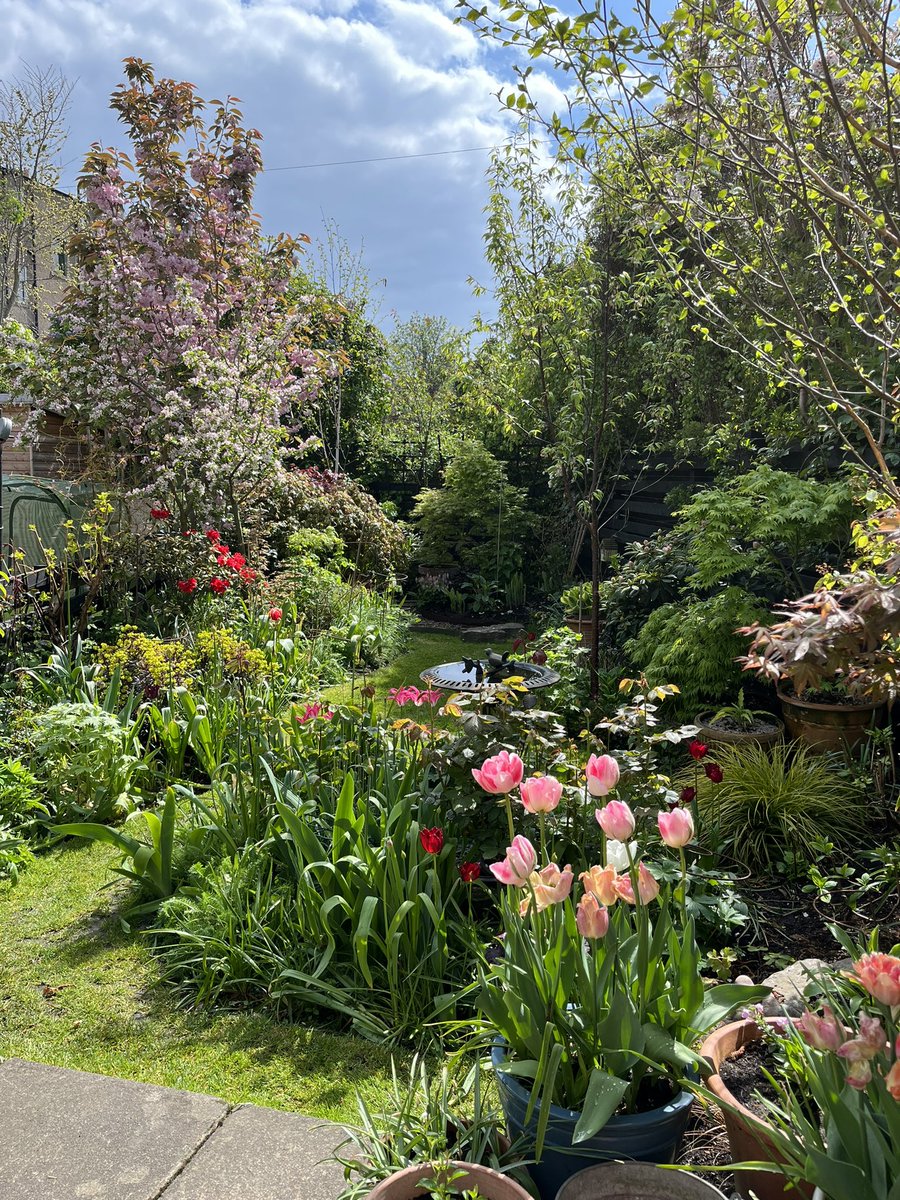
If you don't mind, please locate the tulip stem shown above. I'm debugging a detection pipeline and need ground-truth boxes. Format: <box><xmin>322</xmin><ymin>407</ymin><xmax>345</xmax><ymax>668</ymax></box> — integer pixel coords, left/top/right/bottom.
<box><xmin>503</xmin><ymin>793</ymin><xmax>515</xmax><ymax>844</ymax></box>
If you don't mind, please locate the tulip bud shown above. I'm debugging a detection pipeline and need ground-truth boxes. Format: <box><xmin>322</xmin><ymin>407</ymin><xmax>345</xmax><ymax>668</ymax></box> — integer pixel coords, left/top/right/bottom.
<box><xmin>595</xmin><ymin>800</ymin><xmax>635</xmax><ymax>842</ymax></box>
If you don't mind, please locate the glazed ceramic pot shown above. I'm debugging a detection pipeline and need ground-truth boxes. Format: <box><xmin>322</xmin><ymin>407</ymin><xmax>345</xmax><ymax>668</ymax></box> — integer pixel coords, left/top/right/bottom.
<box><xmin>492</xmin><ymin>1044</ymin><xmax>693</xmax><ymax>1200</ymax></box>
<box><xmin>777</xmin><ymin>689</ymin><xmax>885</xmax><ymax>754</ymax></box>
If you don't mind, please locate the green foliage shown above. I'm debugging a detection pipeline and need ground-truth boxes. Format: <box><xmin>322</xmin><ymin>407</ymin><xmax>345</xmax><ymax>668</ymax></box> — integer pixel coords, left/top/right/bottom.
<box><xmin>677</xmin><ymin>468</ymin><xmax>854</xmax><ymax>593</ymax></box>
<box><xmin>696</xmin><ymin>743</ymin><xmax>866</xmax><ymax>872</ymax></box>
<box><xmin>30</xmin><ymin>701</ymin><xmax>144</xmax><ymax>823</ymax></box>
<box><xmin>96</xmin><ymin>628</ymin><xmax>196</xmax><ymax>694</ymax></box>
<box><xmin>53</xmin><ymin>789</ymin><xmax>195</xmax><ymax>906</ymax></box>
<box><xmin>626</xmin><ymin>587</ymin><xmax>769</xmax><ymax>711</ymax></box>
<box><xmin>595</xmin><ymin>530</ymin><xmax>696</xmax><ymax>648</ymax></box>
<box><xmin>0</xmin><ymin>758</ymin><xmax>47</xmax><ymax>829</ymax></box>
<box><xmin>412</xmin><ymin>441</ymin><xmax>533</xmax><ymax>582</ymax></box>
<box><xmin>286</xmin><ymin>526</ymin><xmax>349</xmax><ymax>572</ymax></box>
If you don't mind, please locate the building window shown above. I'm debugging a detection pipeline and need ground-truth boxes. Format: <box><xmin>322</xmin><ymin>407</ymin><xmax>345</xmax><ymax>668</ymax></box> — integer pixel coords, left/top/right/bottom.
<box><xmin>56</xmin><ymin>249</ymin><xmax>68</xmax><ymax>277</ymax></box>
<box><xmin>16</xmin><ymin>266</ymin><xmax>27</xmax><ymax>304</ymax></box>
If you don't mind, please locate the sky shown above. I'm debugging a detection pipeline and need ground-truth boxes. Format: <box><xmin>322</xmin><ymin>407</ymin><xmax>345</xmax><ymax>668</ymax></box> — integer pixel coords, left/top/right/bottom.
<box><xmin>0</xmin><ymin>0</ymin><xmax>570</xmax><ymax>330</ymax></box>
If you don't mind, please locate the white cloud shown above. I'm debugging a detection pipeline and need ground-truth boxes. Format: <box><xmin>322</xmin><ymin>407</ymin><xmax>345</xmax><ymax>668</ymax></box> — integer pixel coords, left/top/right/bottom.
<box><xmin>0</xmin><ymin>0</ymin><xmax>539</xmax><ymax>325</ymax></box>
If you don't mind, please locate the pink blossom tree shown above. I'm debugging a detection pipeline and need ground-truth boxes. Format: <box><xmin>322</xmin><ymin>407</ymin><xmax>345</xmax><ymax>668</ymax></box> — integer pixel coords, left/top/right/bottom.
<box><xmin>7</xmin><ymin>59</ymin><xmax>331</xmax><ymax>531</ymax></box>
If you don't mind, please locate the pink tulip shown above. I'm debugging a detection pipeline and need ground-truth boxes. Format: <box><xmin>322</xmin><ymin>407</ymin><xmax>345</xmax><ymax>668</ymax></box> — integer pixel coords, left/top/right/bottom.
<box><xmin>473</xmin><ymin>750</ymin><xmax>525</xmax><ymax>795</ymax></box>
<box><xmin>657</xmin><ymin>807</ymin><xmax>694</xmax><ymax>848</ymax></box>
<box><xmin>854</xmin><ymin>953</ymin><xmax>900</xmax><ymax>1007</ymax></box>
<box><xmin>576</xmin><ymin>893</ymin><xmax>609</xmax><ymax>939</ymax></box>
<box><xmin>586</xmin><ymin>753</ymin><xmax>620</xmax><ymax>797</ymax></box>
<box><xmin>615</xmin><ymin>862</ymin><xmax>660</xmax><ymax>905</ymax></box>
<box><xmin>845</xmin><ymin>1059</ymin><xmax>873</xmax><ymax>1089</ymax></box>
<box><xmin>595</xmin><ymin>800</ymin><xmax>635</xmax><ymax>842</ymax></box>
<box><xmin>580</xmin><ymin>863</ymin><xmax>620</xmax><ymax>907</ymax></box>
<box><xmin>796</xmin><ymin>1006</ymin><xmax>846</xmax><ymax>1053</ymax></box>
<box><xmin>885</xmin><ymin>1059</ymin><xmax>900</xmax><ymax>1100</ymax></box>
<box><xmin>520</xmin><ymin>774</ymin><xmax>563</xmax><ymax>814</ymax></box>
<box><xmin>838</xmin><ymin>1015</ymin><xmax>888</xmax><ymax>1065</ymax></box>
<box><xmin>489</xmin><ymin>835</ymin><xmax>537</xmax><ymax>886</ymax></box>
<box><xmin>519</xmin><ymin>862</ymin><xmax>574</xmax><ymax>914</ymax></box>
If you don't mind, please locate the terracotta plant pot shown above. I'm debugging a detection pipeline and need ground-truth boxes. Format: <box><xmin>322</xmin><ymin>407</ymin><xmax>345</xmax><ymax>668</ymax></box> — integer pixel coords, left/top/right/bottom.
<box><xmin>555</xmin><ymin>1160</ymin><xmax>728</xmax><ymax>1199</ymax></box>
<box><xmin>564</xmin><ymin>615</ymin><xmax>600</xmax><ymax>646</ymax></box>
<box><xmin>694</xmin><ymin>712</ymin><xmax>783</xmax><ymax>750</ymax></box>
<box><xmin>700</xmin><ymin>1018</ymin><xmax>812</xmax><ymax>1200</ymax></box>
<box><xmin>777</xmin><ymin>689</ymin><xmax>885</xmax><ymax>754</ymax></box>
<box><xmin>365</xmin><ymin>1160</ymin><xmax>532</xmax><ymax>1199</ymax></box>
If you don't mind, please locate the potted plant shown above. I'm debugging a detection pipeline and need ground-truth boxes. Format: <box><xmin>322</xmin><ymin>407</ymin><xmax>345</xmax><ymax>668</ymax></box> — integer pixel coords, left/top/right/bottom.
<box><xmin>694</xmin><ymin>690</ymin><xmax>783</xmax><ymax>750</ymax></box>
<box><xmin>704</xmin><ymin>935</ymin><xmax>900</xmax><ymax>1200</ymax></box>
<box><xmin>742</xmin><ymin>578</ymin><xmax>896</xmax><ymax>753</ymax></box>
<box><xmin>561</xmin><ymin>582</ymin><xmax>598</xmax><ymax>645</ymax></box>
<box><xmin>700</xmin><ymin>1017</ymin><xmax>813</xmax><ymax>1200</ymax></box>
<box><xmin>366</xmin><ymin>1162</ymin><xmax>533</xmax><ymax>1199</ymax></box>
<box><xmin>464</xmin><ymin>758</ymin><xmax>766</xmax><ymax>1200</ymax></box>
<box><xmin>333</xmin><ymin>1056</ymin><xmax>533</xmax><ymax>1200</ymax></box>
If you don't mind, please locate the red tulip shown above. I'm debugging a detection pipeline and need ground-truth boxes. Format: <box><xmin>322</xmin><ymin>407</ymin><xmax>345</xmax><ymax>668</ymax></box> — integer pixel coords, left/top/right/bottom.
<box><xmin>679</xmin><ymin>786</ymin><xmax>696</xmax><ymax>804</ymax></box>
<box><xmin>268</xmin><ymin>607</ymin><xmax>283</xmax><ymax>622</ymax></box>
<box><xmin>459</xmin><ymin>861</ymin><xmax>481</xmax><ymax>883</ymax></box>
<box><xmin>704</xmin><ymin>762</ymin><xmax>724</xmax><ymax>783</ymax></box>
<box><xmin>688</xmin><ymin>740</ymin><xmax>708</xmax><ymax>761</ymax></box>
<box><xmin>419</xmin><ymin>827</ymin><xmax>444</xmax><ymax>855</ymax></box>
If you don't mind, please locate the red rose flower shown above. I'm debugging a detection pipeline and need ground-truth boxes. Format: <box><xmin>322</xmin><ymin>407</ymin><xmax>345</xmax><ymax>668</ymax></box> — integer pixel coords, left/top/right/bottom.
<box><xmin>419</xmin><ymin>827</ymin><xmax>444</xmax><ymax>855</ymax></box>
<box><xmin>459</xmin><ymin>861</ymin><xmax>481</xmax><ymax>883</ymax></box>
<box><xmin>205</xmin><ymin>529</ymin><xmax>221</xmax><ymax>542</ymax></box>
<box><xmin>688</xmin><ymin>740</ymin><xmax>708</xmax><ymax>760</ymax></box>
<box><xmin>704</xmin><ymin>762</ymin><xmax>724</xmax><ymax>783</ymax></box>
<box><xmin>210</xmin><ymin>577</ymin><xmax>229</xmax><ymax>594</ymax></box>
<box><xmin>176</xmin><ymin>577</ymin><xmax>198</xmax><ymax>594</ymax></box>
<box><xmin>679</xmin><ymin>786</ymin><xmax>696</xmax><ymax>804</ymax></box>
<box><xmin>150</xmin><ymin>507</ymin><xmax>171</xmax><ymax>519</ymax></box>
<box><xmin>268</xmin><ymin>607</ymin><xmax>283</xmax><ymax>622</ymax></box>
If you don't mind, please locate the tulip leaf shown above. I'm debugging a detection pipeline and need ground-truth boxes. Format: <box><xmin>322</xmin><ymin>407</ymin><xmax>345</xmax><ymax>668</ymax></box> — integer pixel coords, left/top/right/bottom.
<box><xmin>573</xmin><ymin>1069</ymin><xmax>629</xmax><ymax>1143</ymax></box>
<box><xmin>691</xmin><ymin>983</ymin><xmax>770</xmax><ymax>1035</ymax></box>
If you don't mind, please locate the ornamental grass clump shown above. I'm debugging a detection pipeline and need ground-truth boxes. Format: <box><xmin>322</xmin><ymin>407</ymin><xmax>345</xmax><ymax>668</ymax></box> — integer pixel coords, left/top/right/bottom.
<box><xmin>463</xmin><ymin>754</ymin><xmax>765</xmax><ymax>1154</ymax></box>
<box><xmin>693</xmin><ymin>742</ymin><xmax>865</xmax><ymax>872</ymax></box>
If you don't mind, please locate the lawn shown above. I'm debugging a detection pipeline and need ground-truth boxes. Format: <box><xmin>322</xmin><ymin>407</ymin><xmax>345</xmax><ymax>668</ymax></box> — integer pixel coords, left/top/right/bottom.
<box><xmin>326</xmin><ymin>629</ymin><xmax>515</xmax><ymax>712</ymax></box>
<box><xmin>0</xmin><ymin>839</ymin><xmax>396</xmax><ymax>1120</ymax></box>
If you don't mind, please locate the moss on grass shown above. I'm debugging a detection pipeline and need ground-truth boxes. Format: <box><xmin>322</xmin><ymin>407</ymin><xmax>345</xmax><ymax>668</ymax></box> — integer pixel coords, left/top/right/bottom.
<box><xmin>0</xmin><ymin>840</ymin><xmax>395</xmax><ymax>1120</ymax></box>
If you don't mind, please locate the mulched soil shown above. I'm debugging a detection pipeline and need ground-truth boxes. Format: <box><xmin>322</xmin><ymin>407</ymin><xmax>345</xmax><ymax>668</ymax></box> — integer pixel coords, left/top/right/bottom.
<box><xmin>717</xmin><ymin>1039</ymin><xmax>780</xmax><ymax>1121</ymax></box>
<box><xmin>676</xmin><ymin>1102</ymin><xmax>735</xmax><ymax>1195</ymax></box>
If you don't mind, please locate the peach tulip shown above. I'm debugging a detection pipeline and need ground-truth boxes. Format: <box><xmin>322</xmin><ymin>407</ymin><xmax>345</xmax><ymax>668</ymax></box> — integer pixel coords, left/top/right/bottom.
<box><xmin>519</xmin><ymin>862</ymin><xmax>574</xmax><ymax>914</ymax></box>
<box><xmin>595</xmin><ymin>800</ymin><xmax>635</xmax><ymax>843</ymax></box>
<box><xmin>615</xmin><ymin>862</ymin><xmax>660</xmax><ymax>905</ymax></box>
<box><xmin>854</xmin><ymin>953</ymin><xmax>900</xmax><ymax>1007</ymax></box>
<box><xmin>489</xmin><ymin>835</ymin><xmax>537</xmax><ymax>886</ymax></box>
<box><xmin>885</xmin><ymin>1058</ymin><xmax>900</xmax><ymax>1101</ymax></box>
<box><xmin>657</xmin><ymin>807</ymin><xmax>694</xmax><ymax>848</ymax></box>
<box><xmin>586</xmin><ymin>753</ymin><xmax>619</xmax><ymax>797</ymax></box>
<box><xmin>472</xmin><ymin>750</ymin><xmax>525</xmax><ymax>795</ymax></box>
<box><xmin>576</xmin><ymin>893</ymin><xmax>610</xmax><ymax>940</ymax></box>
<box><xmin>520</xmin><ymin>774</ymin><xmax>563</xmax><ymax>814</ymax></box>
<box><xmin>580</xmin><ymin>863</ymin><xmax>620</xmax><ymax>907</ymax></box>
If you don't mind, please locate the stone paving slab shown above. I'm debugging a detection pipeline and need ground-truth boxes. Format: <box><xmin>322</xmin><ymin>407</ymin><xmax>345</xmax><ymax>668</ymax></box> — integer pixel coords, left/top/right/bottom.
<box><xmin>161</xmin><ymin>1103</ymin><xmax>347</xmax><ymax>1200</ymax></box>
<box><xmin>0</xmin><ymin>1057</ymin><xmax>228</xmax><ymax>1200</ymax></box>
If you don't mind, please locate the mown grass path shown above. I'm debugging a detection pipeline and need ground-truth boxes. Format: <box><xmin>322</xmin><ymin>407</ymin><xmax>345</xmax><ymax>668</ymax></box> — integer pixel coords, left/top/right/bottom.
<box><xmin>0</xmin><ymin>840</ymin><xmax>395</xmax><ymax>1120</ymax></box>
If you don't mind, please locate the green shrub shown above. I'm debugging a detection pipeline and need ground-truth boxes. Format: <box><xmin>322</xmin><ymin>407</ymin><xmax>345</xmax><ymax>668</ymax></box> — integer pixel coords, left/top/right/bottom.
<box><xmin>412</xmin><ymin>441</ymin><xmax>534</xmax><ymax>582</ymax></box>
<box><xmin>95</xmin><ymin>628</ymin><xmax>196</xmax><ymax>694</ymax></box>
<box><xmin>268</xmin><ymin>469</ymin><xmax>409</xmax><ymax>584</ymax></box>
<box><xmin>695</xmin><ymin>742</ymin><xmax>866</xmax><ymax>872</ymax></box>
<box><xmin>626</xmin><ymin>587</ymin><xmax>769</xmax><ymax>711</ymax></box>
<box><xmin>30</xmin><ymin>701</ymin><xmax>143</xmax><ymax>824</ymax></box>
<box><xmin>286</xmin><ymin>525</ymin><xmax>350</xmax><ymax>572</ymax></box>
<box><xmin>676</xmin><ymin>467</ymin><xmax>853</xmax><ymax>593</ymax></box>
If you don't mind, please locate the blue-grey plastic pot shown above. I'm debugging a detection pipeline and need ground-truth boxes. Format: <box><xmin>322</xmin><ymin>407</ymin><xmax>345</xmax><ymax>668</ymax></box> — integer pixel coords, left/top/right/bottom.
<box><xmin>491</xmin><ymin>1044</ymin><xmax>694</xmax><ymax>1200</ymax></box>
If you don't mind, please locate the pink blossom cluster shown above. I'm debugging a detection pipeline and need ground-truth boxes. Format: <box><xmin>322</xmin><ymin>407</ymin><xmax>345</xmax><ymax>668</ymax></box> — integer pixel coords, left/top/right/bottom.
<box><xmin>388</xmin><ymin>686</ymin><xmax>442</xmax><ymax>707</ymax></box>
